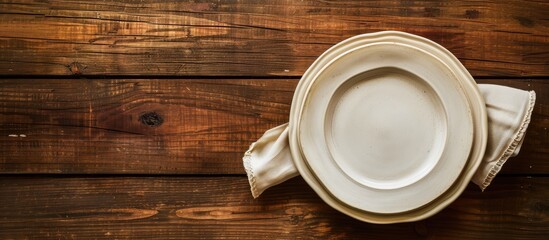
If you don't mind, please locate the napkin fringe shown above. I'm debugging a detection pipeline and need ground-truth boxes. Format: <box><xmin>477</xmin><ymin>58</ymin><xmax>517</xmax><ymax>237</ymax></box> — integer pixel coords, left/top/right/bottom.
<box><xmin>243</xmin><ymin>142</ymin><xmax>260</xmax><ymax>198</ymax></box>
<box><xmin>479</xmin><ymin>90</ymin><xmax>536</xmax><ymax>191</ymax></box>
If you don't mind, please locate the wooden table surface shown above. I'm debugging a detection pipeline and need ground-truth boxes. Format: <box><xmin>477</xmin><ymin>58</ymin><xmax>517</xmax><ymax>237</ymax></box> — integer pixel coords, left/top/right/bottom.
<box><xmin>1</xmin><ymin>1</ymin><xmax>548</xmax><ymax>239</ymax></box>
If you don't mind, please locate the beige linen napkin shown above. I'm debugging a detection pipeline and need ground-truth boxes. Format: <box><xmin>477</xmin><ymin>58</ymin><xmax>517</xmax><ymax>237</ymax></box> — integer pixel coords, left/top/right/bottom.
<box><xmin>244</xmin><ymin>84</ymin><xmax>535</xmax><ymax>198</ymax></box>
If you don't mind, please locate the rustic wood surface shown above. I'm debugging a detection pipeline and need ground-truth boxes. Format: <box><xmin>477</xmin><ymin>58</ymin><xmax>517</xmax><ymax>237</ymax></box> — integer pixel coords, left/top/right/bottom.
<box><xmin>0</xmin><ymin>0</ymin><xmax>547</xmax><ymax>239</ymax></box>
<box><xmin>0</xmin><ymin>0</ymin><xmax>548</xmax><ymax>77</ymax></box>
<box><xmin>1</xmin><ymin>176</ymin><xmax>548</xmax><ymax>239</ymax></box>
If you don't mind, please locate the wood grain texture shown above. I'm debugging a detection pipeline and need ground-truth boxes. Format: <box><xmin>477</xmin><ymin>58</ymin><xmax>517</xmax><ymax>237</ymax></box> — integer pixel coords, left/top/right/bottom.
<box><xmin>0</xmin><ymin>0</ymin><xmax>548</xmax><ymax>77</ymax></box>
<box><xmin>0</xmin><ymin>78</ymin><xmax>296</xmax><ymax>174</ymax></box>
<box><xmin>0</xmin><ymin>176</ymin><xmax>547</xmax><ymax>239</ymax></box>
<box><xmin>1</xmin><ymin>1</ymin><xmax>547</xmax><ymax>238</ymax></box>
<box><xmin>0</xmin><ymin>78</ymin><xmax>547</xmax><ymax>174</ymax></box>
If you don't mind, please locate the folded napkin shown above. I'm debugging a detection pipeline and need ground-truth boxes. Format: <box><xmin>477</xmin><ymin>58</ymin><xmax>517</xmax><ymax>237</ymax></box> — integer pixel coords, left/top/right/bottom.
<box><xmin>244</xmin><ymin>84</ymin><xmax>535</xmax><ymax>198</ymax></box>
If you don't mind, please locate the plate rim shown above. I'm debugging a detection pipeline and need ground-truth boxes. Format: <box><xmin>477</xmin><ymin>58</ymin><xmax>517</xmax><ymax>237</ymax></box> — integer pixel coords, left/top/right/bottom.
<box><xmin>297</xmin><ymin>40</ymin><xmax>474</xmax><ymax>213</ymax></box>
<box><xmin>288</xmin><ymin>31</ymin><xmax>487</xmax><ymax>223</ymax></box>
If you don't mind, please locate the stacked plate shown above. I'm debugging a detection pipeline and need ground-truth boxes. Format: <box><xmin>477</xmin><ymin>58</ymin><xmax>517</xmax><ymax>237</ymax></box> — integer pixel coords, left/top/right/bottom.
<box><xmin>288</xmin><ymin>31</ymin><xmax>488</xmax><ymax>223</ymax></box>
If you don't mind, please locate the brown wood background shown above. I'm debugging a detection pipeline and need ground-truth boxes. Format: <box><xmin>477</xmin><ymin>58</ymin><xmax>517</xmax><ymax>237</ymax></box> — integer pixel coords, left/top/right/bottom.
<box><xmin>0</xmin><ymin>0</ymin><xmax>547</xmax><ymax>239</ymax></box>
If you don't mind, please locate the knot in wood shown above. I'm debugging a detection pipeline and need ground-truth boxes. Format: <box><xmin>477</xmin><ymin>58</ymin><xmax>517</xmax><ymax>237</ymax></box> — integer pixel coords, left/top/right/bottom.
<box><xmin>139</xmin><ymin>112</ymin><xmax>163</xmax><ymax>127</ymax></box>
<box><xmin>67</xmin><ymin>62</ymin><xmax>86</xmax><ymax>75</ymax></box>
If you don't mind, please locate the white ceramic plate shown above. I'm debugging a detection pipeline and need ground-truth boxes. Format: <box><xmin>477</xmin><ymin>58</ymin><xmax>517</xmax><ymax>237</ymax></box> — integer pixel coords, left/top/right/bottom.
<box><xmin>289</xmin><ymin>31</ymin><xmax>487</xmax><ymax>223</ymax></box>
<box><xmin>298</xmin><ymin>42</ymin><xmax>473</xmax><ymax>213</ymax></box>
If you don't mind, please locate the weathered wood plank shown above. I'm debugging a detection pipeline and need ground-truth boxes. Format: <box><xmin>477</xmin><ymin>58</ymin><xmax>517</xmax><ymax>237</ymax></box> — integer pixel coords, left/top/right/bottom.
<box><xmin>0</xmin><ymin>0</ymin><xmax>547</xmax><ymax>76</ymax></box>
<box><xmin>0</xmin><ymin>176</ymin><xmax>547</xmax><ymax>239</ymax></box>
<box><xmin>0</xmin><ymin>78</ymin><xmax>296</xmax><ymax>174</ymax></box>
<box><xmin>0</xmin><ymin>78</ymin><xmax>547</xmax><ymax>174</ymax></box>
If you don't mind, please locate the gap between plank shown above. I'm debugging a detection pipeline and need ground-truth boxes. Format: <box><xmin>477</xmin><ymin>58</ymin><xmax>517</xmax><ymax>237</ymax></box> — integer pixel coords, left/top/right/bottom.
<box><xmin>0</xmin><ymin>173</ymin><xmax>546</xmax><ymax>178</ymax></box>
<box><xmin>0</xmin><ymin>75</ymin><xmax>548</xmax><ymax>80</ymax></box>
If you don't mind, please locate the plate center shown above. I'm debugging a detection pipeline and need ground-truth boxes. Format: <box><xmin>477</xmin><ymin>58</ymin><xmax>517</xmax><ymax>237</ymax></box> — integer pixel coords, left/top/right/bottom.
<box><xmin>325</xmin><ymin>68</ymin><xmax>447</xmax><ymax>190</ymax></box>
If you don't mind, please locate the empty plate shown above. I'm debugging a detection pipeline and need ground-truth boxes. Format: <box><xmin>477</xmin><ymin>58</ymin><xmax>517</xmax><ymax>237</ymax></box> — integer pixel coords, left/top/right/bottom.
<box><xmin>288</xmin><ymin>31</ymin><xmax>487</xmax><ymax>223</ymax></box>
<box><xmin>298</xmin><ymin>42</ymin><xmax>473</xmax><ymax>213</ymax></box>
